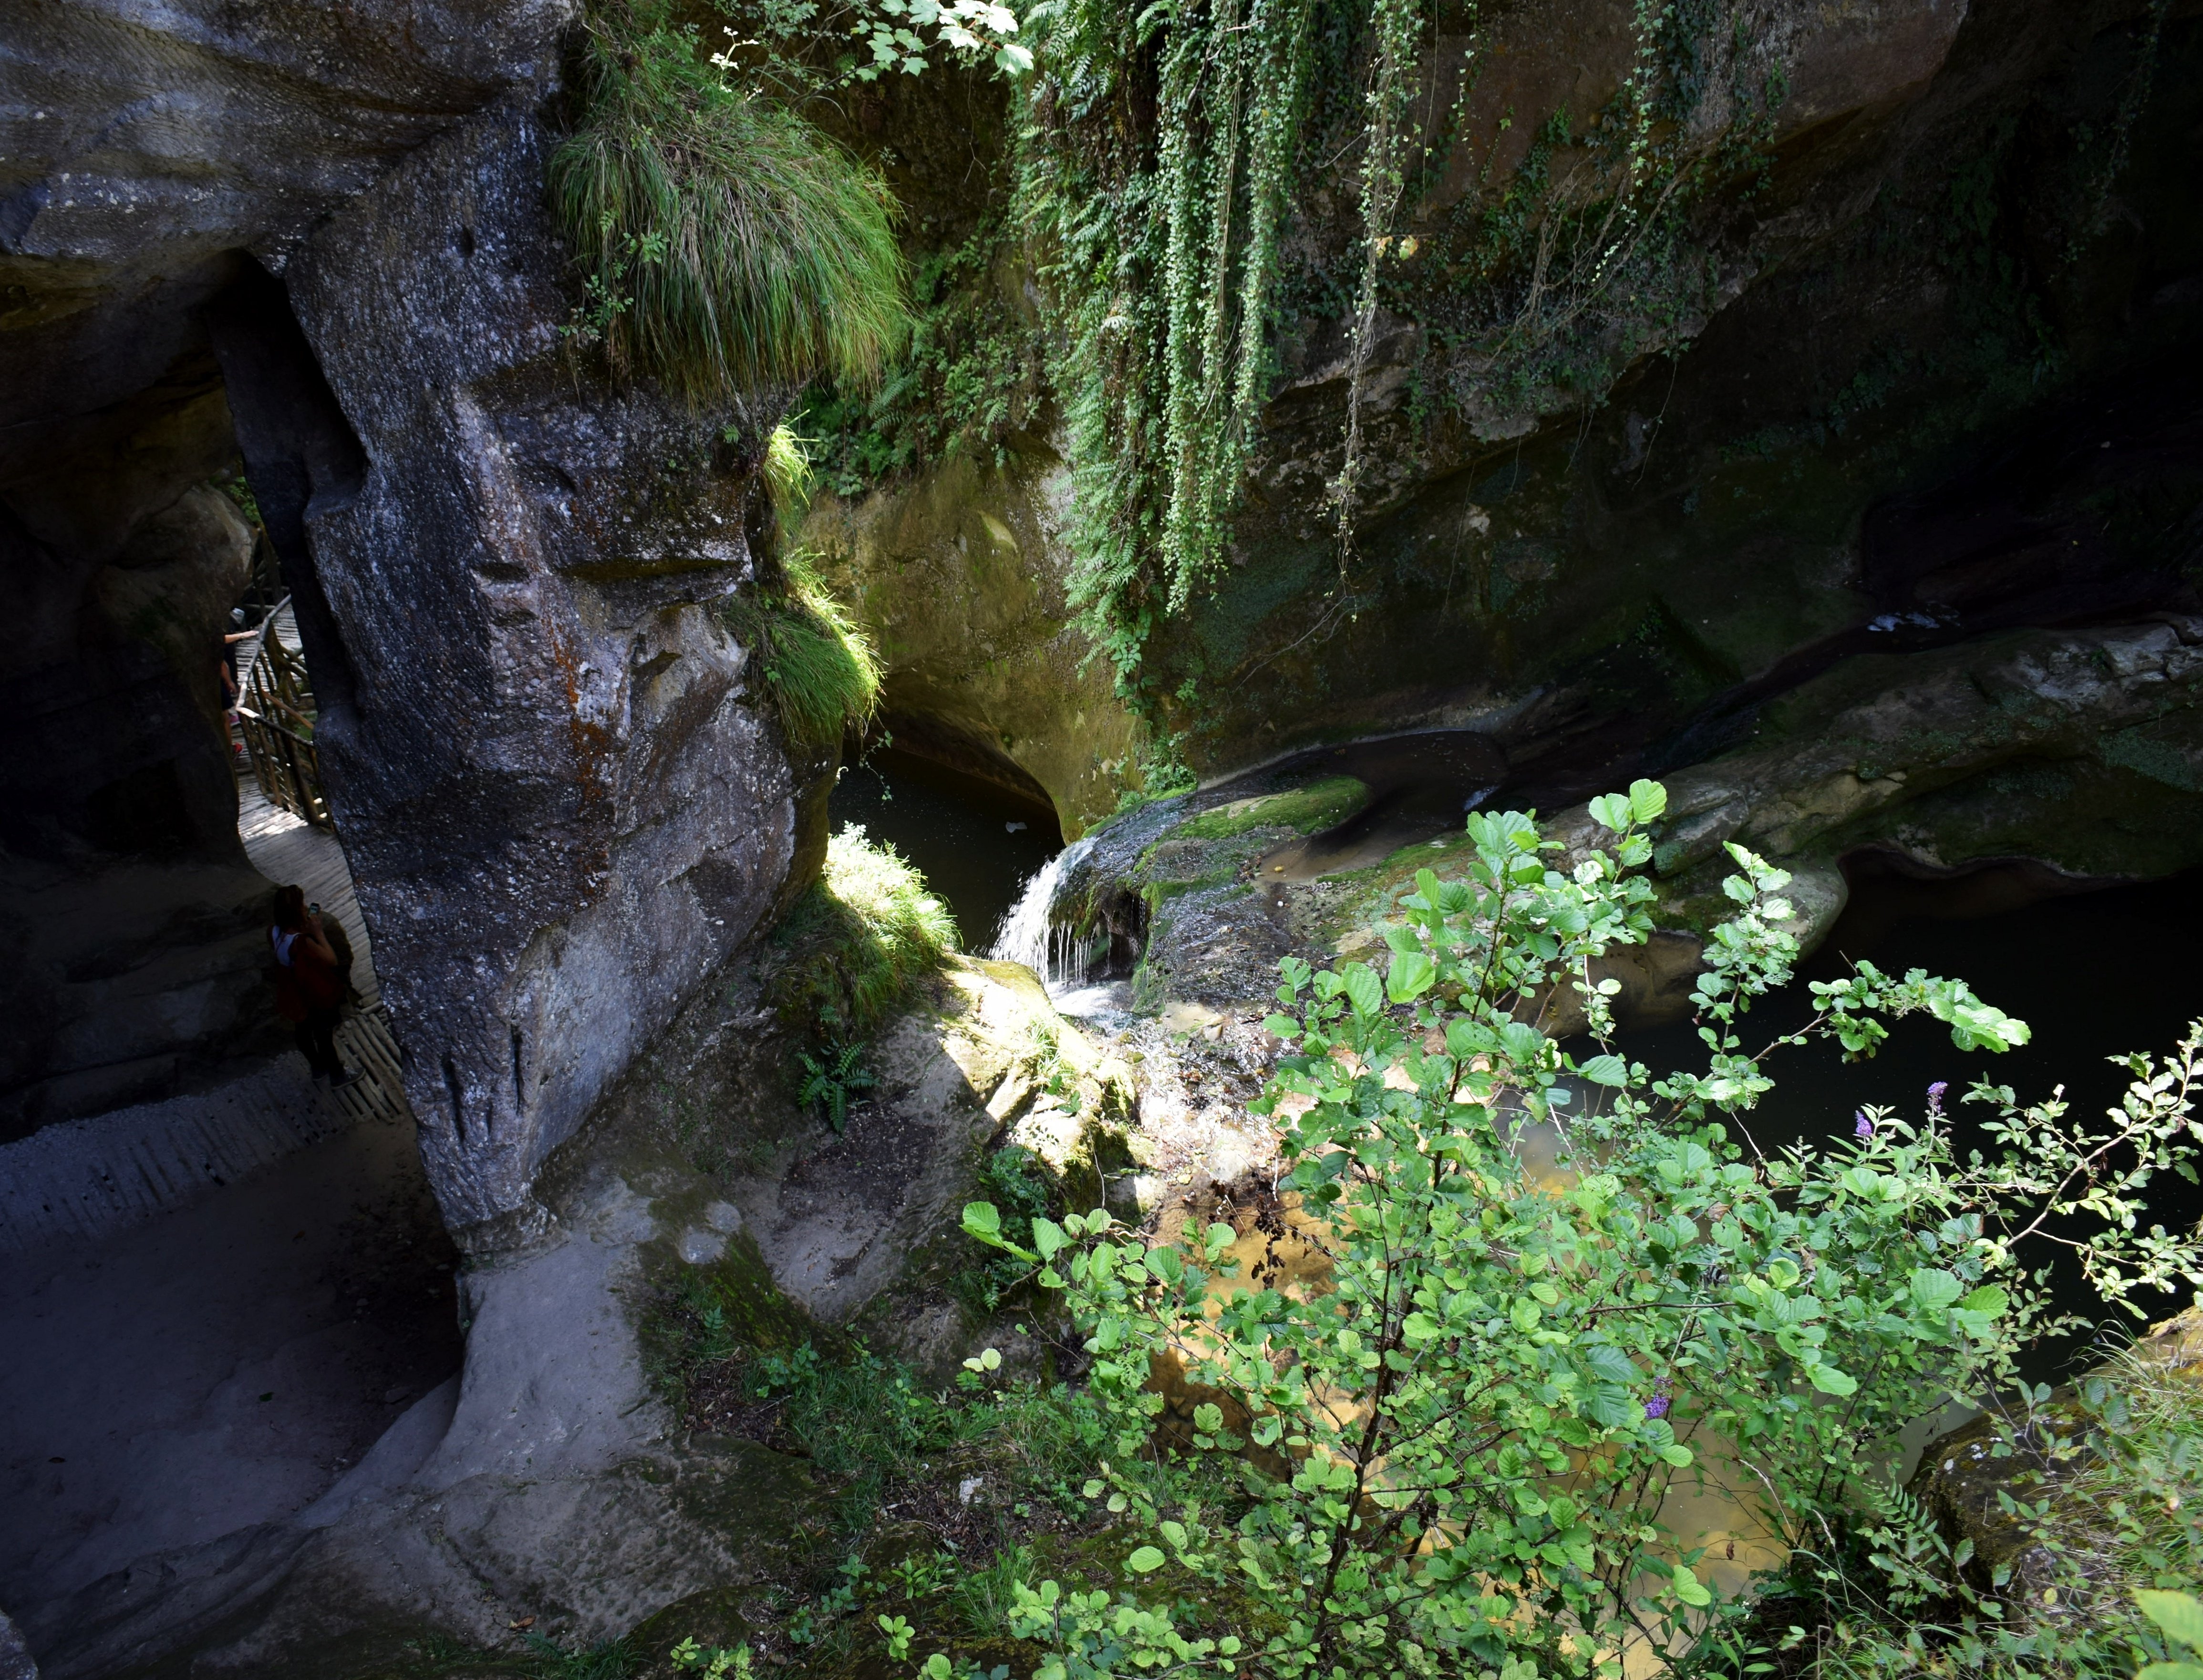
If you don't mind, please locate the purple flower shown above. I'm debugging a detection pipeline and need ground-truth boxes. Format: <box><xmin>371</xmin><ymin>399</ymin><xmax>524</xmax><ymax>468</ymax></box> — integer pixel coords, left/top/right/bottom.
<box><xmin>1927</xmin><ymin>1080</ymin><xmax>1949</xmax><ymax>1116</ymax></box>
<box><xmin>1645</xmin><ymin>1380</ymin><xmax>1673</xmax><ymax>1421</ymax></box>
<box><xmin>1853</xmin><ymin>1110</ymin><xmax>1874</xmax><ymax>1141</ymax></box>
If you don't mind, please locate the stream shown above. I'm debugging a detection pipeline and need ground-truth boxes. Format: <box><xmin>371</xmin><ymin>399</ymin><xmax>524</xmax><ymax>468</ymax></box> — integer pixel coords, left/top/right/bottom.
<box><xmin>829</xmin><ymin>748</ymin><xmax>1064</xmax><ymax>951</ymax></box>
<box><xmin>880</xmin><ymin>735</ymin><xmax>2203</xmax><ymax>1374</ymax></box>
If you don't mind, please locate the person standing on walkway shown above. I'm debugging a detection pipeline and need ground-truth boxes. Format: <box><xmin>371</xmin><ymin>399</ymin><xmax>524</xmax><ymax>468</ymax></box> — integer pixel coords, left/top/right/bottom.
<box><xmin>269</xmin><ymin>884</ymin><xmax>360</xmax><ymax>1089</ymax></box>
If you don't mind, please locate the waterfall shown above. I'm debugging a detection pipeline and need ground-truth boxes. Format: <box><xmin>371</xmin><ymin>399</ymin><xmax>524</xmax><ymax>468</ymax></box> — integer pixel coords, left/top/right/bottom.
<box><xmin>989</xmin><ymin>836</ymin><xmax>1097</xmax><ymax>993</ymax></box>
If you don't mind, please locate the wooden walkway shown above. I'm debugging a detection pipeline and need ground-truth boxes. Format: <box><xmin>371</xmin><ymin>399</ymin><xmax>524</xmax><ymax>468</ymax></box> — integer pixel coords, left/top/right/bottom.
<box><xmin>233</xmin><ymin>603</ymin><xmax>411</xmax><ymax>1129</ymax></box>
<box><xmin>0</xmin><ymin>609</ymin><xmax>415</xmax><ymax>1254</ymax></box>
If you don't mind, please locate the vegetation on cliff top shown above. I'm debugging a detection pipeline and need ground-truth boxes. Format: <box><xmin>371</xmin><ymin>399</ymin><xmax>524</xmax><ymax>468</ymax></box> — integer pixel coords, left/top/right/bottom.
<box><xmin>550</xmin><ymin>2</ymin><xmax>912</xmax><ymax>398</ymax></box>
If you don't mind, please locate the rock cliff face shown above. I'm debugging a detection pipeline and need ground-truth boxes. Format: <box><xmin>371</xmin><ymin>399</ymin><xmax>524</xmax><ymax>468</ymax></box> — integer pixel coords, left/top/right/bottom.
<box><xmin>3</xmin><ymin>0</ymin><xmax>827</xmax><ymax>1236</ymax></box>
<box><xmin>259</xmin><ymin>96</ymin><xmax>818</xmax><ymax>1241</ymax></box>
<box><xmin>804</xmin><ymin>452</ymin><xmax>1139</xmax><ymax>833</ymax></box>
<box><xmin>0</xmin><ymin>0</ymin><xmax>574</xmax><ymax>1136</ymax></box>
<box><xmin>807</xmin><ymin>0</ymin><xmax>2203</xmax><ymax>865</ymax></box>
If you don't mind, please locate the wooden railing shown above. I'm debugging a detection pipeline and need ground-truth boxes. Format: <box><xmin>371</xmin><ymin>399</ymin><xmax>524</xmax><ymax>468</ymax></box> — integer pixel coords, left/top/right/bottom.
<box><xmin>239</xmin><ymin>530</ymin><xmax>285</xmax><ymax>624</ymax></box>
<box><xmin>237</xmin><ymin>604</ymin><xmax>332</xmax><ymax>828</ymax></box>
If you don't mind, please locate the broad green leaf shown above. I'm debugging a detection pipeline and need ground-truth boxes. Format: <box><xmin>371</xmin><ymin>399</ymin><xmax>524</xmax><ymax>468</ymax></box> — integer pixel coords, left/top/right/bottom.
<box><xmin>1630</xmin><ymin>779</ymin><xmax>1669</xmax><ymax>823</ymax></box>
<box><xmin>1342</xmin><ymin>962</ymin><xmax>1383</xmax><ymax>1017</ymax></box>
<box><xmin>1583</xmin><ymin>1383</ymin><xmax>1634</xmax><ymax>1428</ymax></box>
<box><xmin>1908</xmin><ymin>1268</ymin><xmax>1964</xmax><ymax>1312</ymax></box>
<box><xmin>1498</xmin><ymin>1021</ymin><xmax>1545</xmax><ymax>1065</ymax></box>
<box><xmin>1959</xmin><ymin>1285</ymin><xmax>2009</xmax><ymax>1318</ymax></box>
<box><xmin>1446</xmin><ymin>1019</ymin><xmax>1498</xmax><ymax>1059</ymax></box>
<box><xmin>1806</xmin><ymin>1361</ymin><xmax>1858</xmax><ymax>1397</ymax></box>
<box><xmin>1126</xmin><ymin>1545</ymin><xmax>1166</xmax><ymax>1574</ymax></box>
<box><xmin>2140</xmin><ymin>1590</ymin><xmax>2203</xmax><ymax>1651</ymax></box>
<box><xmin>1588</xmin><ymin>793</ymin><xmax>1632</xmax><ymax>832</ymax></box>
<box><xmin>1031</xmin><ymin>1217</ymin><xmax>1067</xmax><ymax>1260</ymax></box>
<box><xmin>962</xmin><ymin>1202</ymin><xmax>1001</xmax><ymax>1238</ymax></box>
<box><xmin>1387</xmin><ymin>950</ymin><xmax>1437</xmax><ymax>1003</ymax></box>
<box><xmin>1660</xmin><ymin>1443</ymin><xmax>1694</xmax><ymax>1467</ymax></box>
<box><xmin>1671</xmin><ymin>1563</ymin><xmax>1712</xmax><ymax>1607</ymax></box>
<box><xmin>1577</xmin><ymin>1053</ymin><xmax>1629</xmax><ymax>1087</ymax></box>
<box><xmin>1580</xmin><ymin>1343</ymin><xmax>1635</xmax><ymax>1384</ymax></box>
<box><xmin>1402</xmin><ymin>1311</ymin><xmax>1444</xmax><ymax>1345</ymax></box>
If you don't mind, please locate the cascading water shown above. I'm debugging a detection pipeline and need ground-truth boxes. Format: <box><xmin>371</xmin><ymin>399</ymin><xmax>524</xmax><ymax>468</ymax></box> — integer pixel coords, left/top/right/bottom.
<box><xmin>989</xmin><ymin>836</ymin><xmax>1100</xmax><ymax>996</ymax></box>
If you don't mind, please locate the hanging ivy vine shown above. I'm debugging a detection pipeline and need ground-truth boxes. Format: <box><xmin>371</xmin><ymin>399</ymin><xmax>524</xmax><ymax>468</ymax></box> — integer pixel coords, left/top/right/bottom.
<box><xmin>1012</xmin><ymin>0</ymin><xmax>1324</xmax><ymax>731</ymax></box>
<box><xmin>779</xmin><ymin>0</ymin><xmax>1790</xmax><ymax>764</ymax></box>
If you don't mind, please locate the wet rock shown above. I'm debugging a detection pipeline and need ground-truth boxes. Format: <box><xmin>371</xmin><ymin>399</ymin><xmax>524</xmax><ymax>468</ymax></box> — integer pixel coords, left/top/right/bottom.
<box><xmin>1591</xmin><ymin>618</ymin><xmax>2203</xmax><ymax>886</ymax></box>
<box><xmin>1908</xmin><ymin>1305</ymin><xmax>2203</xmax><ymax>1614</ymax></box>
<box><xmin>0</xmin><ymin>1610</ymin><xmax>33</xmax><ymax>1680</ymax></box>
<box><xmin>256</xmin><ymin>96</ymin><xmax>817</xmax><ymax>1240</ymax></box>
<box><xmin>745</xmin><ymin>957</ymin><xmax>1131</xmax><ymax>1322</ymax></box>
<box><xmin>0</xmin><ymin>0</ymin><xmax>568</xmax><ymax>472</ymax></box>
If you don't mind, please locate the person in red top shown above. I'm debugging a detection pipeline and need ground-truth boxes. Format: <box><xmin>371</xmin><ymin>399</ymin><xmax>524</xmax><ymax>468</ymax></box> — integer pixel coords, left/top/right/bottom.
<box><xmin>269</xmin><ymin>884</ymin><xmax>361</xmax><ymax>1089</ymax></box>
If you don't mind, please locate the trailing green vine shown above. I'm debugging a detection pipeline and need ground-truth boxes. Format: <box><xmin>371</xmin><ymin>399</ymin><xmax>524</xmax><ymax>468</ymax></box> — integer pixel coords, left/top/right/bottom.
<box><xmin>1010</xmin><ymin>0</ymin><xmax>1324</xmax><ymax>721</ymax></box>
<box><xmin>745</xmin><ymin>1</ymin><xmax>1791</xmax><ymax>746</ymax></box>
<box><xmin>1014</xmin><ymin>0</ymin><xmax>1788</xmax><ymax>720</ymax></box>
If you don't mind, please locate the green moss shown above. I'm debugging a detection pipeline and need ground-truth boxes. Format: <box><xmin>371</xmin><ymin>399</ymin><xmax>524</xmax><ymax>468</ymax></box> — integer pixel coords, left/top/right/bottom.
<box><xmin>643</xmin><ymin>1235</ymin><xmax>818</xmax><ymax>1417</ymax></box>
<box><xmin>768</xmin><ymin>827</ymin><xmax>957</xmax><ymax>1038</ymax></box>
<box><xmin>1175</xmin><ymin>776</ymin><xmax>1369</xmax><ymax>840</ymax></box>
<box><xmin>2104</xmin><ymin>724</ymin><xmax>2203</xmax><ymax>793</ymax></box>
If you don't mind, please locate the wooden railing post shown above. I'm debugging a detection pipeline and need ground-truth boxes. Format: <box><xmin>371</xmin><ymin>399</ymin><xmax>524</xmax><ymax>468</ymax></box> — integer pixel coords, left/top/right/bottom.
<box><xmin>237</xmin><ymin>598</ymin><xmax>333</xmax><ymax>829</ymax></box>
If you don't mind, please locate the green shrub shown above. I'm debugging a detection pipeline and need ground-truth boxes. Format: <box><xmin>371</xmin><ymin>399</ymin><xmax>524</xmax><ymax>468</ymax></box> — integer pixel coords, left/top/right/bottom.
<box><xmin>961</xmin><ymin>780</ymin><xmax>2203</xmax><ymax>1680</ymax></box>
<box><xmin>771</xmin><ymin>826</ymin><xmax>956</xmax><ymax>1038</ymax></box>
<box><xmin>1741</xmin><ymin>1338</ymin><xmax>2203</xmax><ymax>1680</ymax></box>
<box><xmin>548</xmin><ymin>2</ymin><xmax>909</xmax><ymax>402</ymax></box>
<box><xmin>724</xmin><ymin>553</ymin><xmax>881</xmax><ymax>750</ymax></box>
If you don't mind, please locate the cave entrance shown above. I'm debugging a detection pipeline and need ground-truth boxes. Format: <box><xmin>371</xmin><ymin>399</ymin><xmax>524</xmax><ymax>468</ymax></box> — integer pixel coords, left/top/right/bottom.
<box><xmin>0</xmin><ymin>534</ymin><xmax>464</xmax><ymax>1629</ymax></box>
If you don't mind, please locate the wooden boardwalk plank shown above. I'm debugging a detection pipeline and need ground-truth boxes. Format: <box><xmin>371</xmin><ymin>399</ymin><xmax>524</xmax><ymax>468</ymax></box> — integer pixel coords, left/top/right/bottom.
<box><xmin>231</xmin><ymin>661</ymin><xmax>411</xmax><ymax>1129</ymax></box>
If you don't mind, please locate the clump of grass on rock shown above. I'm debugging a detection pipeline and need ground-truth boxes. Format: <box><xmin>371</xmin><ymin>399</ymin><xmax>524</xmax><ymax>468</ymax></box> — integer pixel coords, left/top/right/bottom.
<box><xmin>770</xmin><ymin>827</ymin><xmax>957</xmax><ymax>1038</ymax></box>
<box><xmin>548</xmin><ymin>0</ymin><xmax>909</xmax><ymax>402</ymax></box>
<box><xmin>724</xmin><ymin>552</ymin><xmax>881</xmax><ymax>750</ymax></box>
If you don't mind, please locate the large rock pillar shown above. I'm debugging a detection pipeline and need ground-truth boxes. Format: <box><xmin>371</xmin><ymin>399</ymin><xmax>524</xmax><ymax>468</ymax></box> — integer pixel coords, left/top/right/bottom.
<box><xmin>260</xmin><ymin>93</ymin><xmax>813</xmax><ymax>1241</ymax></box>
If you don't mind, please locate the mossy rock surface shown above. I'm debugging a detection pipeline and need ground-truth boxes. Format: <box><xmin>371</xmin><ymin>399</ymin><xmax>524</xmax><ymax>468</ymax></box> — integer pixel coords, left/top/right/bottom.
<box><xmin>1175</xmin><ymin>776</ymin><xmax>1369</xmax><ymax>840</ymax></box>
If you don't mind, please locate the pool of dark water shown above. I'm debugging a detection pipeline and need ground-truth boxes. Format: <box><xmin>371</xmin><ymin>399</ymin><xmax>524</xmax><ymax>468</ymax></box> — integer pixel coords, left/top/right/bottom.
<box><xmin>1619</xmin><ymin>861</ymin><xmax>2203</xmax><ymax>1377</ymax></box>
<box><xmin>828</xmin><ymin>749</ymin><xmax>1062</xmax><ymax>953</ymax></box>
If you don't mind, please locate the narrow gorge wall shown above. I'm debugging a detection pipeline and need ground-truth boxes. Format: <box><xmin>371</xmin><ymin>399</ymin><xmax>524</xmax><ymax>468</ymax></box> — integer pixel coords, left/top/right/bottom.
<box><xmin>0</xmin><ymin>0</ymin><xmax>574</xmax><ymax>1134</ymax></box>
<box><xmin>3</xmin><ymin>0</ymin><xmax>824</xmax><ymax>1238</ymax></box>
<box><xmin>807</xmin><ymin>0</ymin><xmax>2203</xmax><ymax>870</ymax></box>
<box><xmin>262</xmin><ymin>97</ymin><xmax>818</xmax><ymax>1239</ymax></box>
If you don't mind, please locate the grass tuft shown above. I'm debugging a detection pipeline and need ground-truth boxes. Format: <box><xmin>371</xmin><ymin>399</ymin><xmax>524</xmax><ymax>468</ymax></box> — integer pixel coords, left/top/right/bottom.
<box><xmin>762</xmin><ymin>422</ymin><xmax>816</xmax><ymax>529</ymax></box>
<box><xmin>770</xmin><ymin>827</ymin><xmax>958</xmax><ymax>1037</ymax></box>
<box><xmin>724</xmin><ymin>553</ymin><xmax>882</xmax><ymax>751</ymax></box>
<box><xmin>548</xmin><ymin>3</ymin><xmax>909</xmax><ymax>403</ymax></box>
